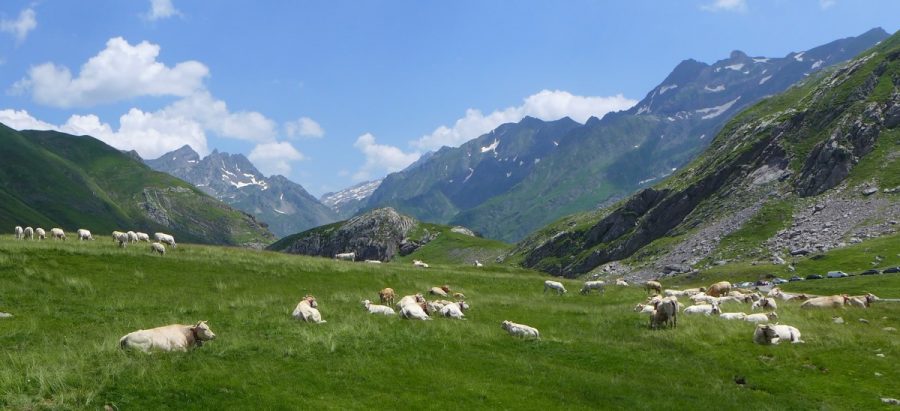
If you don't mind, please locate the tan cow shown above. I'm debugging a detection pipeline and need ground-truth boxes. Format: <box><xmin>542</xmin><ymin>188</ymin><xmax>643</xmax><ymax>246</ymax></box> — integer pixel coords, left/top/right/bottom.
<box><xmin>378</xmin><ymin>288</ymin><xmax>395</xmax><ymax>306</ymax></box>
<box><xmin>706</xmin><ymin>281</ymin><xmax>731</xmax><ymax>297</ymax></box>
<box><xmin>645</xmin><ymin>280</ymin><xmax>662</xmax><ymax>295</ymax></box>
<box><xmin>119</xmin><ymin>321</ymin><xmax>216</xmax><ymax>352</ymax></box>
<box><xmin>801</xmin><ymin>295</ymin><xmax>849</xmax><ymax>309</ymax></box>
<box><xmin>292</xmin><ymin>295</ymin><xmax>326</xmax><ymax>323</ymax></box>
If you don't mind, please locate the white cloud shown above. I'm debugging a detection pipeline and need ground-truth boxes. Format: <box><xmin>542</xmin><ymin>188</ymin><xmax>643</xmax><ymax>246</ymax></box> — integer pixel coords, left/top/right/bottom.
<box><xmin>12</xmin><ymin>37</ymin><xmax>208</xmax><ymax>108</ymax></box>
<box><xmin>145</xmin><ymin>0</ymin><xmax>182</xmax><ymax>21</ymax></box>
<box><xmin>819</xmin><ymin>0</ymin><xmax>836</xmax><ymax>9</ymax></box>
<box><xmin>700</xmin><ymin>0</ymin><xmax>748</xmax><ymax>12</ymax></box>
<box><xmin>411</xmin><ymin>90</ymin><xmax>636</xmax><ymax>151</ymax></box>
<box><xmin>0</xmin><ymin>107</ymin><xmax>208</xmax><ymax>159</ymax></box>
<box><xmin>1</xmin><ymin>7</ymin><xmax>37</xmax><ymax>44</ymax></box>
<box><xmin>248</xmin><ymin>141</ymin><xmax>306</xmax><ymax>176</ymax></box>
<box><xmin>284</xmin><ymin>117</ymin><xmax>324</xmax><ymax>139</ymax></box>
<box><xmin>0</xmin><ymin>109</ymin><xmax>55</xmax><ymax>130</ymax></box>
<box><xmin>163</xmin><ymin>91</ymin><xmax>277</xmax><ymax>142</ymax></box>
<box><xmin>352</xmin><ymin>133</ymin><xmax>420</xmax><ymax>181</ymax></box>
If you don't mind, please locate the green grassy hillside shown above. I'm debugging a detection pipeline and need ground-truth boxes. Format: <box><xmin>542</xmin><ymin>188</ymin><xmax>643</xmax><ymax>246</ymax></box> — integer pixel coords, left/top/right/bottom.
<box><xmin>0</xmin><ymin>237</ymin><xmax>897</xmax><ymax>409</ymax></box>
<box><xmin>0</xmin><ymin>126</ymin><xmax>273</xmax><ymax>246</ymax></box>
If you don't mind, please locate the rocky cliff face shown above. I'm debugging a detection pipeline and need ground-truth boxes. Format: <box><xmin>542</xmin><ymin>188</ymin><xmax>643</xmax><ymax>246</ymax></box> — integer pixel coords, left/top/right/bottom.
<box><xmin>513</xmin><ymin>32</ymin><xmax>900</xmax><ymax>278</ymax></box>
<box><xmin>267</xmin><ymin>208</ymin><xmax>435</xmax><ymax>261</ymax></box>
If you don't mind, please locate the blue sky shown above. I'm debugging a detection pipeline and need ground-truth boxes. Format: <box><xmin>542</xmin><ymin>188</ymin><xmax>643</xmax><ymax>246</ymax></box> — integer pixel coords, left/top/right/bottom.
<box><xmin>1</xmin><ymin>0</ymin><xmax>897</xmax><ymax>196</ymax></box>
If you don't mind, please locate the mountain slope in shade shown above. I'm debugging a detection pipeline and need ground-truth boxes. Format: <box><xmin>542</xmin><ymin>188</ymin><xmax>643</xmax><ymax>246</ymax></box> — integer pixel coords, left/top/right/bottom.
<box><xmin>0</xmin><ymin>126</ymin><xmax>274</xmax><ymax>246</ymax></box>
<box><xmin>512</xmin><ymin>30</ymin><xmax>900</xmax><ymax>277</ymax></box>
<box><xmin>449</xmin><ymin>27</ymin><xmax>890</xmax><ymax>242</ymax></box>
<box><xmin>146</xmin><ymin>146</ymin><xmax>339</xmax><ymax>237</ymax></box>
<box><xmin>319</xmin><ymin>179</ymin><xmax>382</xmax><ymax>219</ymax></box>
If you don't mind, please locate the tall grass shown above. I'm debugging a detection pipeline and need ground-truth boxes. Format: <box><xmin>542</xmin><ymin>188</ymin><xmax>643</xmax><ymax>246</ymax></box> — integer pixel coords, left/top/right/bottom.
<box><xmin>0</xmin><ymin>236</ymin><xmax>897</xmax><ymax>409</ymax></box>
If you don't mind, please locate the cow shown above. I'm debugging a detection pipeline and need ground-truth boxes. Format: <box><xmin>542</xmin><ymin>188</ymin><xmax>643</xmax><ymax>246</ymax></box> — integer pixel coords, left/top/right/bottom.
<box><xmin>119</xmin><ymin>321</ymin><xmax>216</xmax><ymax>352</ymax></box>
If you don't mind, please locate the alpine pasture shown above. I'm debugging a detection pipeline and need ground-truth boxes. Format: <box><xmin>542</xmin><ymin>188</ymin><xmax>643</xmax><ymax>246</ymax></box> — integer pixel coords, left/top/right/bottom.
<box><xmin>0</xmin><ymin>236</ymin><xmax>897</xmax><ymax>409</ymax></box>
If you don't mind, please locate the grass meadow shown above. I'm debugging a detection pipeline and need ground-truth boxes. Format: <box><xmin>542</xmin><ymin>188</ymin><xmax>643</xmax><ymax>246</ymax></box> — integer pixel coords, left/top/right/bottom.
<box><xmin>0</xmin><ymin>236</ymin><xmax>898</xmax><ymax>410</ymax></box>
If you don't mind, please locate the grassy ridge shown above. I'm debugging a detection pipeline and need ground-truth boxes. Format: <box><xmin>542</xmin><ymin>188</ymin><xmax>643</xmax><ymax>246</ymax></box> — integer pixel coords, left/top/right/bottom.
<box><xmin>1</xmin><ymin>237</ymin><xmax>898</xmax><ymax>409</ymax></box>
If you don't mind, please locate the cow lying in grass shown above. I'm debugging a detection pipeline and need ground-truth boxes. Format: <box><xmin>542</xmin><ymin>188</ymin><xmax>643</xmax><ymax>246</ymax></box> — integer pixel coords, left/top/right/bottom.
<box><xmin>501</xmin><ymin>320</ymin><xmax>539</xmax><ymax>339</ymax></box>
<box><xmin>293</xmin><ymin>295</ymin><xmax>326</xmax><ymax>323</ymax></box>
<box><xmin>119</xmin><ymin>321</ymin><xmax>216</xmax><ymax>352</ymax></box>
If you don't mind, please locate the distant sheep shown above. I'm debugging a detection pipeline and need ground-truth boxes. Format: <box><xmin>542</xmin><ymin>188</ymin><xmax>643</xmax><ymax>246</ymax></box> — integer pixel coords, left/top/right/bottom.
<box><xmin>753</xmin><ymin>324</ymin><xmax>804</xmax><ymax>345</ymax></box>
<box><xmin>334</xmin><ymin>252</ymin><xmax>356</xmax><ymax>261</ymax></box>
<box><xmin>77</xmin><ymin>229</ymin><xmax>94</xmax><ymax>241</ymax></box>
<box><xmin>154</xmin><ymin>232</ymin><xmax>176</xmax><ymax>248</ymax></box>
<box><xmin>151</xmin><ymin>242</ymin><xmax>166</xmax><ymax>256</ymax></box>
<box><xmin>14</xmin><ymin>226</ymin><xmax>23</xmax><ymax>240</ymax></box>
<box><xmin>292</xmin><ymin>295</ymin><xmax>326</xmax><ymax>324</ymax></box>
<box><xmin>744</xmin><ymin>312</ymin><xmax>778</xmax><ymax>323</ymax></box>
<box><xmin>580</xmin><ymin>280</ymin><xmax>605</xmax><ymax>295</ymax></box>
<box><xmin>361</xmin><ymin>300</ymin><xmax>396</xmax><ymax>315</ymax></box>
<box><xmin>23</xmin><ymin>227</ymin><xmax>34</xmax><ymax>240</ymax></box>
<box><xmin>501</xmin><ymin>320</ymin><xmax>540</xmax><ymax>339</ymax></box>
<box><xmin>50</xmin><ymin>228</ymin><xmax>66</xmax><ymax>240</ymax></box>
<box><xmin>543</xmin><ymin>280</ymin><xmax>567</xmax><ymax>295</ymax></box>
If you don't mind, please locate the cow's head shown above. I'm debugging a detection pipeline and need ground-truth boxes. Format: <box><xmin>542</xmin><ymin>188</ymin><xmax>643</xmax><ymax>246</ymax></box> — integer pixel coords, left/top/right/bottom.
<box><xmin>501</xmin><ymin>320</ymin><xmax>511</xmax><ymax>330</ymax></box>
<box><xmin>193</xmin><ymin>321</ymin><xmax>216</xmax><ymax>342</ymax></box>
<box><xmin>304</xmin><ymin>295</ymin><xmax>318</xmax><ymax>308</ymax></box>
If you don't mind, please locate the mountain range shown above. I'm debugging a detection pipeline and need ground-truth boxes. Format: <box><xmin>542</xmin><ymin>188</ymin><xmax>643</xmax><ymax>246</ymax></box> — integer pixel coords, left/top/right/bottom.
<box><xmin>145</xmin><ymin>146</ymin><xmax>339</xmax><ymax>238</ymax></box>
<box><xmin>360</xmin><ymin>28</ymin><xmax>890</xmax><ymax>243</ymax></box>
<box><xmin>0</xmin><ymin>125</ymin><xmax>274</xmax><ymax>246</ymax></box>
<box><xmin>319</xmin><ymin>179</ymin><xmax>382</xmax><ymax>219</ymax></box>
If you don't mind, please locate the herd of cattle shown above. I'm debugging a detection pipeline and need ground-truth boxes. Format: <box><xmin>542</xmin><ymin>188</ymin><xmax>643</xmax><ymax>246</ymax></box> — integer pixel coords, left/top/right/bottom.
<box><xmin>4</xmin><ymin>225</ymin><xmax>887</xmax><ymax>352</ymax></box>
<box><xmin>13</xmin><ymin>225</ymin><xmax>176</xmax><ymax>255</ymax></box>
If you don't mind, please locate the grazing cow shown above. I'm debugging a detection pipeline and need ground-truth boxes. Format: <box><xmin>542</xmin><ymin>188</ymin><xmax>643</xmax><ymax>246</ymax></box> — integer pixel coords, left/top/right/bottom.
<box><xmin>119</xmin><ymin>321</ymin><xmax>216</xmax><ymax>352</ymax></box>
<box><xmin>34</xmin><ymin>228</ymin><xmax>46</xmax><ymax>240</ymax></box>
<box><xmin>616</xmin><ymin>278</ymin><xmax>629</xmax><ymax>287</ymax></box>
<box><xmin>501</xmin><ymin>320</ymin><xmax>540</xmax><ymax>339</ymax></box>
<box><xmin>127</xmin><ymin>231</ymin><xmax>138</xmax><ymax>244</ymax></box>
<box><xmin>292</xmin><ymin>295</ymin><xmax>326</xmax><ymax>323</ymax></box>
<box><xmin>706</xmin><ymin>281</ymin><xmax>731</xmax><ymax>297</ymax></box>
<box><xmin>440</xmin><ymin>301</ymin><xmax>469</xmax><ymax>319</ymax></box>
<box><xmin>14</xmin><ymin>226</ymin><xmax>23</xmax><ymax>240</ymax></box>
<box><xmin>719</xmin><ymin>312</ymin><xmax>747</xmax><ymax>320</ymax></box>
<box><xmin>154</xmin><ymin>233</ymin><xmax>176</xmax><ymax>248</ymax></box>
<box><xmin>361</xmin><ymin>300</ymin><xmax>396</xmax><ymax>315</ymax></box>
<box><xmin>113</xmin><ymin>231</ymin><xmax>129</xmax><ymax>248</ymax></box>
<box><xmin>50</xmin><ymin>228</ymin><xmax>66</xmax><ymax>240</ymax></box>
<box><xmin>413</xmin><ymin>259</ymin><xmax>430</xmax><ymax>268</ymax></box>
<box><xmin>136</xmin><ymin>232</ymin><xmax>151</xmax><ymax>242</ymax></box>
<box><xmin>753</xmin><ymin>324</ymin><xmax>804</xmax><ymax>345</ymax></box>
<box><xmin>580</xmin><ymin>280</ymin><xmax>606</xmax><ymax>295</ymax></box>
<box><xmin>151</xmin><ymin>242</ymin><xmax>166</xmax><ymax>256</ymax></box>
<box><xmin>23</xmin><ymin>227</ymin><xmax>34</xmax><ymax>240</ymax></box>
<box><xmin>751</xmin><ymin>298</ymin><xmax>777</xmax><ymax>312</ymax></box>
<box><xmin>744</xmin><ymin>312</ymin><xmax>778</xmax><ymax>323</ymax></box>
<box><xmin>684</xmin><ymin>302</ymin><xmax>721</xmax><ymax>316</ymax></box>
<box><xmin>650</xmin><ymin>297</ymin><xmax>678</xmax><ymax>329</ymax></box>
<box><xmin>334</xmin><ymin>252</ymin><xmax>356</xmax><ymax>261</ymax></box>
<box><xmin>645</xmin><ymin>280</ymin><xmax>662</xmax><ymax>295</ymax></box>
<box><xmin>77</xmin><ymin>229</ymin><xmax>94</xmax><ymax>241</ymax></box>
<box><xmin>801</xmin><ymin>295</ymin><xmax>849</xmax><ymax>309</ymax></box>
<box><xmin>378</xmin><ymin>288</ymin><xmax>395</xmax><ymax>306</ymax></box>
<box><xmin>543</xmin><ymin>280</ymin><xmax>567</xmax><ymax>295</ymax></box>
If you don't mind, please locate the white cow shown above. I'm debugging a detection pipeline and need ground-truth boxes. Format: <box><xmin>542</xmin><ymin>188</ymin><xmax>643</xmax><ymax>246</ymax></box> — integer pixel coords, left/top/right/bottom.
<box><xmin>474</xmin><ymin>260</ymin><xmax>483</xmax><ymax>267</ymax></box>
<box><xmin>753</xmin><ymin>324</ymin><xmax>804</xmax><ymax>345</ymax></box>
<box><xmin>127</xmin><ymin>231</ymin><xmax>138</xmax><ymax>244</ymax></box>
<box><xmin>719</xmin><ymin>312</ymin><xmax>747</xmax><ymax>320</ymax></box>
<box><xmin>543</xmin><ymin>280</ymin><xmax>567</xmax><ymax>295</ymax></box>
<box><xmin>151</xmin><ymin>242</ymin><xmax>166</xmax><ymax>256</ymax></box>
<box><xmin>23</xmin><ymin>227</ymin><xmax>34</xmax><ymax>240</ymax></box>
<box><xmin>14</xmin><ymin>226</ymin><xmax>23</xmax><ymax>240</ymax></box>
<box><xmin>113</xmin><ymin>231</ymin><xmax>129</xmax><ymax>248</ymax></box>
<box><xmin>744</xmin><ymin>312</ymin><xmax>778</xmax><ymax>323</ymax></box>
<box><xmin>396</xmin><ymin>294</ymin><xmax>426</xmax><ymax>311</ymax></box>
<box><xmin>361</xmin><ymin>300</ymin><xmax>395</xmax><ymax>315</ymax></box>
<box><xmin>580</xmin><ymin>280</ymin><xmax>605</xmax><ymax>295</ymax></box>
<box><xmin>751</xmin><ymin>298</ymin><xmax>777</xmax><ymax>312</ymax></box>
<box><xmin>77</xmin><ymin>229</ymin><xmax>94</xmax><ymax>241</ymax></box>
<box><xmin>154</xmin><ymin>233</ymin><xmax>176</xmax><ymax>248</ymax></box>
<box><xmin>684</xmin><ymin>303</ymin><xmax>721</xmax><ymax>316</ymax></box>
<box><xmin>334</xmin><ymin>252</ymin><xmax>356</xmax><ymax>261</ymax></box>
<box><xmin>35</xmin><ymin>228</ymin><xmax>46</xmax><ymax>240</ymax></box>
<box><xmin>292</xmin><ymin>295</ymin><xmax>326</xmax><ymax>323</ymax></box>
<box><xmin>413</xmin><ymin>259</ymin><xmax>430</xmax><ymax>268</ymax></box>
<box><xmin>50</xmin><ymin>228</ymin><xmax>66</xmax><ymax>240</ymax></box>
<box><xmin>615</xmin><ymin>278</ymin><xmax>629</xmax><ymax>287</ymax></box>
<box><xmin>399</xmin><ymin>300</ymin><xmax>431</xmax><ymax>321</ymax></box>
<box><xmin>501</xmin><ymin>320</ymin><xmax>540</xmax><ymax>339</ymax></box>
<box><xmin>136</xmin><ymin>232</ymin><xmax>151</xmax><ymax>242</ymax></box>
<box><xmin>440</xmin><ymin>301</ymin><xmax>469</xmax><ymax>319</ymax></box>
<box><xmin>119</xmin><ymin>321</ymin><xmax>216</xmax><ymax>352</ymax></box>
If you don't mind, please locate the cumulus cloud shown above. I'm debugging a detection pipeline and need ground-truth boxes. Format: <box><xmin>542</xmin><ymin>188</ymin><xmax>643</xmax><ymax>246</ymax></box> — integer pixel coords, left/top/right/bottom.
<box><xmin>700</xmin><ymin>0</ymin><xmax>748</xmax><ymax>12</ymax></box>
<box><xmin>352</xmin><ymin>133</ymin><xmax>421</xmax><ymax>181</ymax></box>
<box><xmin>0</xmin><ymin>107</ymin><xmax>208</xmax><ymax>159</ymax></box>
<box><xmin>411</xmin><ymin>90</ymin><xmax>636</xmax><ymax>151</ymax></box>
<box><xmin>163</xmin><ymin>91</ymin><xmax>277</xmax><ymax>142</ymax></box>
<box><xmin>1</xmin><ymin>7</ymin><xmax>37</xmax><ymax>44</ymax></box>
<box><xmin>145</xmin><ymin>0</ymin><xmax>182</xmax><ymax>21</ymax></box>
<box><xmin>11</xmin><ymin>37</ymin><xmax>208</xmax><ymax>108</ymax></box>
<box><xmin>284</xmin><ymin>117</ymin><xmax>324</xmax><ymax>139</ymax></box>
<box><xmin>248</xmin><ymin>141</ymin><xmax>306</xmax><ymax>176</ymax></box>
